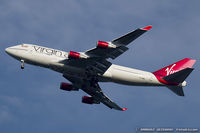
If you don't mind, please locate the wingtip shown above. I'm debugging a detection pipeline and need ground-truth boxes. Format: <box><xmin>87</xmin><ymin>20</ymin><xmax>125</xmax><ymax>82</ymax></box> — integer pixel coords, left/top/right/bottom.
<box><xmin>122</xmin><ymin>108</ymin><xmax>127</xmax><ymax>111</ymax></box>
<box><xmin>141</xmin><ymin>25</ymin><xmax>152</xmax><ymax>30</ymax></box>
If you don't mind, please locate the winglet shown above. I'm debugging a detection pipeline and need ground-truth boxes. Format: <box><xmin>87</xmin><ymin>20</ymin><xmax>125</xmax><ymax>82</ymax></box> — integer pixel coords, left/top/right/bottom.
<box><xmin>140</xmin><ymin>25</ymin><xmax>152</xmax><ymax>30</ymax></box>
<box><xmin>122</xmin><ymin>108</ymin><xmax>127</xmax><ymax>111</ymax></box>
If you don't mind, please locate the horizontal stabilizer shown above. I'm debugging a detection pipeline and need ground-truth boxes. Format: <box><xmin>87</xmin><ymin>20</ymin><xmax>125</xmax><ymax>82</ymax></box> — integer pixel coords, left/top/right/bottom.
<box><xmin>162</xmin><ymin>68</ymin><xmax>194</xmax><ymax>83</ymax></box>
<box><xmin>167</xmin><ymin>86</ymin><xmax>184</xmax><ymax>96</ymax></box>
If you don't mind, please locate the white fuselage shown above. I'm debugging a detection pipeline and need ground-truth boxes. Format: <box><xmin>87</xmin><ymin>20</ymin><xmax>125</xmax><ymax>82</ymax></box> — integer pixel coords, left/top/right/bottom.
<box><xmin>5</xmin><ymin>44</ymin><xmax>163</xmax><ymax>87</ymax></box>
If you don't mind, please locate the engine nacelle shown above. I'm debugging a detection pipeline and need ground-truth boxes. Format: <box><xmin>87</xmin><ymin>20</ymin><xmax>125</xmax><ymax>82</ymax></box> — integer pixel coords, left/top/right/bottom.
<box><xmin>97</xmin><ymin>41</ymin><xmax>116</xmax><ymax>49</ymax></box>
<box><xmin>82</xmin><ymin>96</ymin><xmax>100</xmax><ymax>104</ymax></box>
<box><xmin>68</xmin><ymin>51</ymin><xmax>80</xmax><ymax>59</ymax></box>
<box><xmin>60</xmin><ymin>82</ymin><xmax>78</xmax><ymax>91</ymax></box>
<box><xmin>68</xmin><ymin>51</ymin><xmax>88</xmax><ymax>59</ymax></box>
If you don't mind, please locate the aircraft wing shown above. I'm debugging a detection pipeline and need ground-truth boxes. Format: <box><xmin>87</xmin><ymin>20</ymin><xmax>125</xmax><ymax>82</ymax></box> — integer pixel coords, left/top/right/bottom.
<box><xmin>61</xmin><ymin>26</ymin><xmax>152</xmax><ymax>75</ymax></box>
<box><xmin>63</xmin><ymin>74</ymin><xmax>127</xmax><ymax>111</ymax></box>
<box><xmin>91</xmin><ymin>90</ymin><xmax>127</xmax><ymax>111</ymax></box>
<box><xmin>83</xmin><ymin>84</ymin><xmax>127</xmax><ymax>111</ymax></box>
<box><xmin>85</xmin><ymin>26</ymin><xmax>152</xmax><ymax>59</ymax></box>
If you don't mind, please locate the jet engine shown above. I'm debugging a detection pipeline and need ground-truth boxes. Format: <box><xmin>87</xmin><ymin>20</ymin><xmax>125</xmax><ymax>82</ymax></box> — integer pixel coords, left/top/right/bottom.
<box><xmin>97</xmin><ymin>41</ymin><xmax>116</xmax><ymax>49</ymax></box>
<box><xmin>68</xmin><ymin>51</ymin><xmax>88</xmax><ymax>59</ymax></box>
<box><xmin>82</xmin><ymin>96</ymin><xmax>100</xmax><ymax>104</ymax></box>
<box><xmin>60</xmin><ymin>82</ymin><xmax>78</xmax><ymax>91</ymax></box>
<box><xmin>68</xmin><ymin>51</ymin><xmax>80</xmax><ymax>59</ymax></box>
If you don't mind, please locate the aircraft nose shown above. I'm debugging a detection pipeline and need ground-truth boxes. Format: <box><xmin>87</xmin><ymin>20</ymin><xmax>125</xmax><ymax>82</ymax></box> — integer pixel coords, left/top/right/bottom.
<box><xmin>5</xmin><ymin>46</ymin><xmax>16</xmax><ymax>56</ymax></box>
<box><xmin>5</xmin><ymin>47</ymin><xmax>11</xmax><ymax>54</ymax></box>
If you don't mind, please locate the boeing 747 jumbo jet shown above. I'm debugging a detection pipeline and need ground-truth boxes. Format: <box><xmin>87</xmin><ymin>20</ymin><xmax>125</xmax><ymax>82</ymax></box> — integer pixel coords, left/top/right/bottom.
<box><xmin>5</xmin><ymin>26</ymin><xmax>196</xmax><ymax>111</ymax></box>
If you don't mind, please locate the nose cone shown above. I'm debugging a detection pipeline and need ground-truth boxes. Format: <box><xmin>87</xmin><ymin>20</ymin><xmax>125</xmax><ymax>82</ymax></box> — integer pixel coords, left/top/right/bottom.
<box><xmin>5</xmin><ymin>47</ymin><xmax>13</xmax><ymax>55</ymax></box>
<box><xmin>5</xmin><ymin>46</ymin><xmax>19</xmax><ymax>58</ymax></box>
<box><xmin>5</xmin><ymin>47</ymin><xmax>10</xmax><ymax>54</ymax></box>
<box><xmin>5</xmin><ymin>45</ymin><xmax>28</xmax><ymax>60</ymax></box>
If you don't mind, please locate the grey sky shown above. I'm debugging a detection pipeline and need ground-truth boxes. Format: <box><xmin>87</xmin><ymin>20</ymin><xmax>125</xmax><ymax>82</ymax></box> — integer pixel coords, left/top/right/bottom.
<box><xmin>0</xmin><ymin>0</ymin><xmax>199</xmax><ymax>133</ymax></box>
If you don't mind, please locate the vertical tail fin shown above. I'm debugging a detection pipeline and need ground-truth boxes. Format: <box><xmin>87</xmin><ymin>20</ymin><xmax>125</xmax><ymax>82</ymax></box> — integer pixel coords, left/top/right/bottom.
<box><xmin>153</xmin><ymin>58</ymin><xmax>196</xmax><ymax>96</ymax></box>
<box><xmin>153</xmin><ymin>58</ymin><xmax>196</xmax><ymax>77</ymax></box>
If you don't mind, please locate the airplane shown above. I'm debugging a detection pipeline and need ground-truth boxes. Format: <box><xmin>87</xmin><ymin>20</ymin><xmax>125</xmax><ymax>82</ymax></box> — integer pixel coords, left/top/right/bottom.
<box><xmin>5</xmin><ymin>26</ymin><xmax>196</xmax><ymax>111</ymax></box>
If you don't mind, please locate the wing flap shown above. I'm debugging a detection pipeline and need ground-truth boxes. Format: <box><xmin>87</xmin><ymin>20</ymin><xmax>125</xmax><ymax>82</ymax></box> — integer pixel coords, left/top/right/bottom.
<box><xmin>109</xmin><ymin>46</ymin><xmax>129</xmax><ymax>59</ymax></box>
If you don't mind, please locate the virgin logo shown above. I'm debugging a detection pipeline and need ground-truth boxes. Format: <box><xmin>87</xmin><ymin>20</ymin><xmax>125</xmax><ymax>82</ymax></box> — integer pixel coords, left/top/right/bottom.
<box><xmin>165</xmin><ymin>64</ymin><xmax>177</xmax><ymax>76</ymax></box>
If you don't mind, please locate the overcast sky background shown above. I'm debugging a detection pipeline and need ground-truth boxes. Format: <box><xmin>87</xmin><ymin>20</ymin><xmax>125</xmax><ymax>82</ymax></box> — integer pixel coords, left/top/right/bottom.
<box><xmin>0</xmin><ymin>0</ymin><xmax>200</xmax><ymax>132</ymax></box>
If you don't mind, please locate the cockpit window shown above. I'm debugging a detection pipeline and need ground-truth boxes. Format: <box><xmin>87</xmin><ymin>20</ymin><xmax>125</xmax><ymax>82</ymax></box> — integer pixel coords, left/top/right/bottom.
<box><xmin>21</xmin><ymin>44</ymin><xmax>28</xmax><ymax>48</ymax></box>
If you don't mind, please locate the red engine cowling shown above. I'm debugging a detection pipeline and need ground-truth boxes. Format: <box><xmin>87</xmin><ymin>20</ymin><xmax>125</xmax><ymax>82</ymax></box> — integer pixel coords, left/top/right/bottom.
<box><xmin>68</xmin><ymin>51</ymin><xmax>88</xmax><ymax>59</ymax></box>
<box><xmin>82</xmin><ymin>96</ymin><xmax>100</xmax><ymax>104</ymax></box>
<box><xmin>97</xmin><ymin>41</ymin><xmax>116</xmax><ymax>49</ymax></box>
<box><xmin>68</xmin><ymin>51</ymin><xmax>80</xmax><ymax>59</ymax></box>
<box><xmin>60</xmin><ymin>82</ymin><xmax>78</xmax><ymax>91</ymax></box>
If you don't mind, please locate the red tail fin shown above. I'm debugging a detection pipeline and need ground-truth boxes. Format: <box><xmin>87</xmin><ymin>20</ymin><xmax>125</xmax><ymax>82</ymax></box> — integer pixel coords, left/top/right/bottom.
<box><xmin>153</xmin><ymin>58</ymin><xmax>196</xmax><ymax>77</ymax></box>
